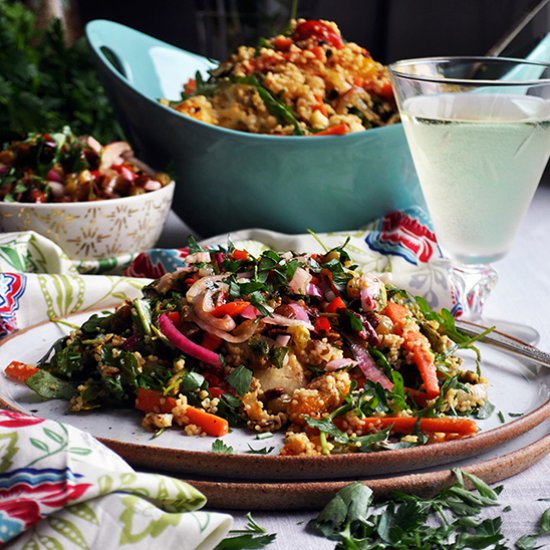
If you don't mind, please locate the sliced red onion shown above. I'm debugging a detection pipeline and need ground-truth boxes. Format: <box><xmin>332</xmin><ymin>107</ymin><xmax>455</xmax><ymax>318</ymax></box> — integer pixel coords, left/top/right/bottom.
<box><xmin>100</xmin><ymin>141</ymin><xmax>133</xmax><ymax>170</ymax></box>
<box><xmin>306</xmin><ymin>282</ymin><xmax>323</xmax><ymax>299</ymax></box>
<box><xmin>319</xmin><ymin>278</ymin><xmax>336</xmax><ymax>302</ymax></box>
<box><xmin>46</xmin><ymin>169</ymin><xmax>62</xmax><ymax>182</ymax></box>
<box><xmin>350</xmin><ymin>342</ymin><xmax>393</xmax><ymax>390</ymax></box>
<box><xmin>275</xmin><ymin>334</ymin><xmax>291</xmax><ymax>347</ymax></box>
<box><xmin>0</xmin><ymin>164</ymin><xmax>7</xmax><ymax>175</ymax></box>
<box><xmin>154</xmin><ymin>267</ymin><xmax>196</xmax><ymax>294</ymax></box>
<box><xmin>48</xmin><ymin>181</ymin><xmax>65</xmax><ymax>198</ymax></box>
<box><xmin>122</xmin><ymin>152</ymin><xmax>156</xmax><ymax>175</ymax></box>
<box><xmin>325</xmin><ymin>357</ymin><xmax>358</xmax><ymax>371</ymax></box>
<box><xmin>120</xmin><ymin>164</ymin><xmax>137</xmax><ymax>182</ymax></box>
<box><xmin>262</xmin><ymin>313</ymin><xmax>314</xmax><ymax>331</ymax></box>
<box><xmin>101</xmin><ymin>175</ymin><xmax>118</xmax><ymax>195</ymax></box>
<box><xmin>159</xmin><ymin>313</ymin><xmax>222</xmax><ymax>368</ymax></box>
<box><xmin>86</xmin><ymin>135</ymin><xmax>102</xmax><ymax>155</ymax></box>
<box><xmin>240</xmin><ymin>304</ymin><xmax>259</xmax><ymax>319</ymax></box>
<box><xmin>359</xmin><ymin>274</ymin><xmax>383</xmax><ymax>312</ymax></box>
<box><xmin>191</xmin><ymin>313</ymin><xmax>258</xmax><ymax>343</ymax></box>
<box><xmin>186</xmin><ymin>274</ymin><xmax>229</xmax><ymax>302</ymax></box>
<box><xmin>287</xmin><ymin>302</ymin><xmax>309</xmax><ymax>322</ymax></box>
<box><xmin>288</xmin><ymin>267</ymin><xmax>312</xmax><ymax>295</ymax></box>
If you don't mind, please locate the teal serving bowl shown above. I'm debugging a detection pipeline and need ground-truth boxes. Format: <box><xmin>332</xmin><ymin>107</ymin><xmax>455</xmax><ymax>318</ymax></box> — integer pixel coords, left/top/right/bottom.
<box><xmin>86</xmin><ymin>20</ymin><xmax>425</xmax><ymax>237</ymax></box>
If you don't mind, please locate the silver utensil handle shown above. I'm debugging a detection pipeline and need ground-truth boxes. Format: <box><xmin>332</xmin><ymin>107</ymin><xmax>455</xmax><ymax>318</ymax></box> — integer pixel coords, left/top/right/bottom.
<box><xmin>455</xmin><ymin>320</ymin><xmax>550</xmax><ymax>369</ymax></box>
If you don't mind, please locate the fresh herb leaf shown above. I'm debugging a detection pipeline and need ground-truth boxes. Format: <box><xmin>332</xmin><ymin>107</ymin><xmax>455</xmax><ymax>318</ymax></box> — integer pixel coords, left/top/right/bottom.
<box><xmin>26</xmin><ymin>370</ymin><xmax>74</xmax><ymax>400</ymax></box>
<box><xmin>0</xmin><ymin>1</ymin><xmax>123</xmax><ymax>143</ymax></box>
<box><xmin>133</xmin><ymin>299</ymin><xmax>152</xmax><ymax>335</ymax></box>
<box><xmin>309</xmin><ymin>481</ymin><xmax>373</xmax><ymax>540</ymax></box>
<box><xmin>309</xmin><ymin>470</ymin><xmax>518</xmax><ymax>549</ymax></box>
<box><xmin>227</xmin><ymin>366</ymin><xmax>253</xmax><ymax>397</ymax></box>
<box><xmin>212</xmin><ymin>439</ymin><xmax>234</xmax><ymax>454</ymax></box>
<box><xmin>246</xmin><ymin>444</ymin><xmax>274</xmax><ymax>454</ymax></box>
<box><xmin>235</xmin><ymin>75</ymin><xmax>304</xmax><ymax>135</ymax></box>
<box><xmin>217</xmin><ymin>512</ymin><xmax>276</xmax><ymax>549</ymax></box>
<box><xmin>270</xmin><ymin>346</ymin><xmax>288</xmax><ymax>369</ymax></box>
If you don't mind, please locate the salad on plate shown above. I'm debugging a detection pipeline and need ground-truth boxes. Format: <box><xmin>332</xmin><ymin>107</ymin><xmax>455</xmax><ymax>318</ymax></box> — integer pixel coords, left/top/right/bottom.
<box><xmin>6</xmin><ymin>240</ymin><xmax>489</xmax><ymax>456</ymax></box>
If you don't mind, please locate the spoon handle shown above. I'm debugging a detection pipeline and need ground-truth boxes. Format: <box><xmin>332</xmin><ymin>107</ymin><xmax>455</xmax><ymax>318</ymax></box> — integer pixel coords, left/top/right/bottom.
<box><xmin>455</xmin><ymin>320</ymin><xmax>550</xmax><ymax>369</ymax></box>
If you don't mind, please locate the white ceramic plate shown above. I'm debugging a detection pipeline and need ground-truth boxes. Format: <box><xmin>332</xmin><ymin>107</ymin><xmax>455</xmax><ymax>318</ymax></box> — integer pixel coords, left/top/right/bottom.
<box><xmin>1</xmin><ymin>312</ymin><xmax>549</xmax><ymax>481</ymax></box>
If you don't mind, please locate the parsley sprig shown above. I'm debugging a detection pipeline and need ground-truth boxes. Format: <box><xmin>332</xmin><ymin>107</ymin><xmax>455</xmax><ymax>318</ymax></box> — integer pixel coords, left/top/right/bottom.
<box><xmin>216</xmin><ymin>513</ymin><xmax>276</xmax><ymax>549</ymax></box>
<box><xmin>309</xmin><ymin>469</ymin><xmax>550</xmax><ymax>549</ymax></box>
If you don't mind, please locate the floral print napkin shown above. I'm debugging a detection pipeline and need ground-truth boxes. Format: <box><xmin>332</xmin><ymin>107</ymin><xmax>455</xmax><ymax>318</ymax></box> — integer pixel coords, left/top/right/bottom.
<box><xmin>0</xmin><ymin>410</ymin><xmax>232</xmax><ymax>549</ymax></box>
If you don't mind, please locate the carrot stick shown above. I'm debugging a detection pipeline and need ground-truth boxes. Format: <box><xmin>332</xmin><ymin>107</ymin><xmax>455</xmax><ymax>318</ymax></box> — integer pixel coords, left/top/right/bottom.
<box><xmin>135</xmin><ymin>388</ymin><xmax>177</xmax><ymax>414</ymax></box>
<box><xmin>135</xmin><ymin>388</ymin><xmax>229</xmax><ymax>437</ymax></box>
<box><xmin>382</xmin><ymin>301</ymin><xmax>440</xmax><ymax>398</ymax></box>
<box><xmin>183</xmin><ymin>405</ymin><xmax>229</xmax><ymax>437</ymax></box>
<box><xmin>5</xmin><ymin>361</ymin><xmax>39</xmax><ymax>383</ymax></box>
<box><xmin>402</xmin><ymin>330</ymin><xmax>439</xmax><ymax>398</ymax></box>
<box><xmin>349</xmin><ymin>416</ymin><xmax>478</xmax><ymax>436</ymax></box>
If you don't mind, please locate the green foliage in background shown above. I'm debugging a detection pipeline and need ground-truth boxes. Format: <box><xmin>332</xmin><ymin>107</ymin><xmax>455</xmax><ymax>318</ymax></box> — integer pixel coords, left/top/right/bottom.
<box><xmin>0</xmin><ymin>0</ymin><xmax>124</xmax><ymax>144</ymax></box>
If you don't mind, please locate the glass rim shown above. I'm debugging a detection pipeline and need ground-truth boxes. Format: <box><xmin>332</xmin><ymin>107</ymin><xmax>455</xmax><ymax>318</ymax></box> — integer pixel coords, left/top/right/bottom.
<box><xmin>389</xmin><ymin>55</ymin><xmax>550</xmax><ymax>86</ymax></box>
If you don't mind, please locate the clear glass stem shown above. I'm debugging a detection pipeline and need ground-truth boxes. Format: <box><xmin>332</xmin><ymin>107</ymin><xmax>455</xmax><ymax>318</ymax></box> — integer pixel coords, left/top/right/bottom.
<box><xmin>450</xmin><ymin>263</ymin><xmax>498</xmax><ymax>321</ymax></box>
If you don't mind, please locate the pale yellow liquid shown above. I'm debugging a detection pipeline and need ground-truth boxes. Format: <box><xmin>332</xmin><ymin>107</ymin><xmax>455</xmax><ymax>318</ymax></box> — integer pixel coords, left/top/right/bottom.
<box><xmin>401</xmin><ymin>94</ymin><xmax>550</xmax><ymax>264</ymax></box>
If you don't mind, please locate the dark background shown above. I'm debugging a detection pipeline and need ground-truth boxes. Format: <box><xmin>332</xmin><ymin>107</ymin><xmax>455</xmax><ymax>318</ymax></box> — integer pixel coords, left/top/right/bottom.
<box><xmin>77</xmin><ymin>0</ymin><xmax>549</xmax><ymax>63</ymax></box>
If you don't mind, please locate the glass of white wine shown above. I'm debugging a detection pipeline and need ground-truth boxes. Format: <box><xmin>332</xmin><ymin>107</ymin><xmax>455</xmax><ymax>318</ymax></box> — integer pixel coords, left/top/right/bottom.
<box><xmin>389</xmin><ymin>57</ymin><xmax>550</xmax><ymax>341</ymax></box>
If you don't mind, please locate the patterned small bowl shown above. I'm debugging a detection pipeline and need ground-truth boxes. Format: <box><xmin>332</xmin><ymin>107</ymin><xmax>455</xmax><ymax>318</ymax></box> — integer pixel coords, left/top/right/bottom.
<box><xmin>0</xmin><ymin>181</ymin><xmax>175</xmax><ymax>260</ymax></box>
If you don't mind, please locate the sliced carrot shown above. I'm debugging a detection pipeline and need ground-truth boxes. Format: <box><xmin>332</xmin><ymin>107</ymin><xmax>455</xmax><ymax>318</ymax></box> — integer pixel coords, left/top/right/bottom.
<box><xmin>402</xmin><ymin>330</ymin><xmax>439</xmax><ymax>398</ymax></box>
<box><xmin>135</xmin><ymin>388</ymin><xmax>229</xmax><ymax>437</ymax></box>
<box><xmin>184</xmin><ymin>405</ymin><xmax>229</xmax><ymax>437</ymax></box>
<box><xmin>5</xmin><ymin>361</ymin><xmax>39</xmax><ymax>383</ymax></box>
<box><xmin>382</xmin><ymin>301</ymin><xmax>410</xmax><ymax>325</ymax></box>
<box><xmin>382</xmin><ymin>301</ymin><xmax>440</xmax><ymax>398</ymax></box>
<box><xmin>135</xmin><ymin>388</ymin><xmax>177</xmax><ymax>414</ymax></box>
<box><xmin>342</xmin><ymin>416</ymin><xmax>478</xmax><ymax>436</ymax></box>
<box><xmin>405</xmin><ymin>388</ymin><xmax>431</xmax><ymax>408</ymax></box>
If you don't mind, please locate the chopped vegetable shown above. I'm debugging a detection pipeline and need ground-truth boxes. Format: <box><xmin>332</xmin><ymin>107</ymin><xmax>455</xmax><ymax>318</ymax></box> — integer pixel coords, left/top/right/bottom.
<box><xmin>211</xmin><ymin>300</ymin><xmax>251</xmax><ymax>318</ymax></box>
<box><xmin>184</xmin><ymin>406</ymin><xmax>229</xmax><ymax>437</ymax></box>
<box><xmin>382</xmin><ymin>301</ymin><xmax>440</xmax><ymax>398</ymax></box>
<box><xmin>158</xmin><ymin>313</ymin><xmax>222</xmax><ymax>368</ymax></box>
<box><xmin>314</xmin><ymin>123</ymin><xmax>350</xmax><ymax>136</ymax></box>
<box><xmin>135</xmin><ymin>388</ymin><xmax>177</xmax><ymax>414</ymax></box>
<box><xmin>5</xmin><ymin>361</ymin><xmax>39</xmax><ymax>383</ymax></box>
<box><xmin>343</xmin><ymin>416</ymin><xmax>478</xmax><ymax>436</ymax></box>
